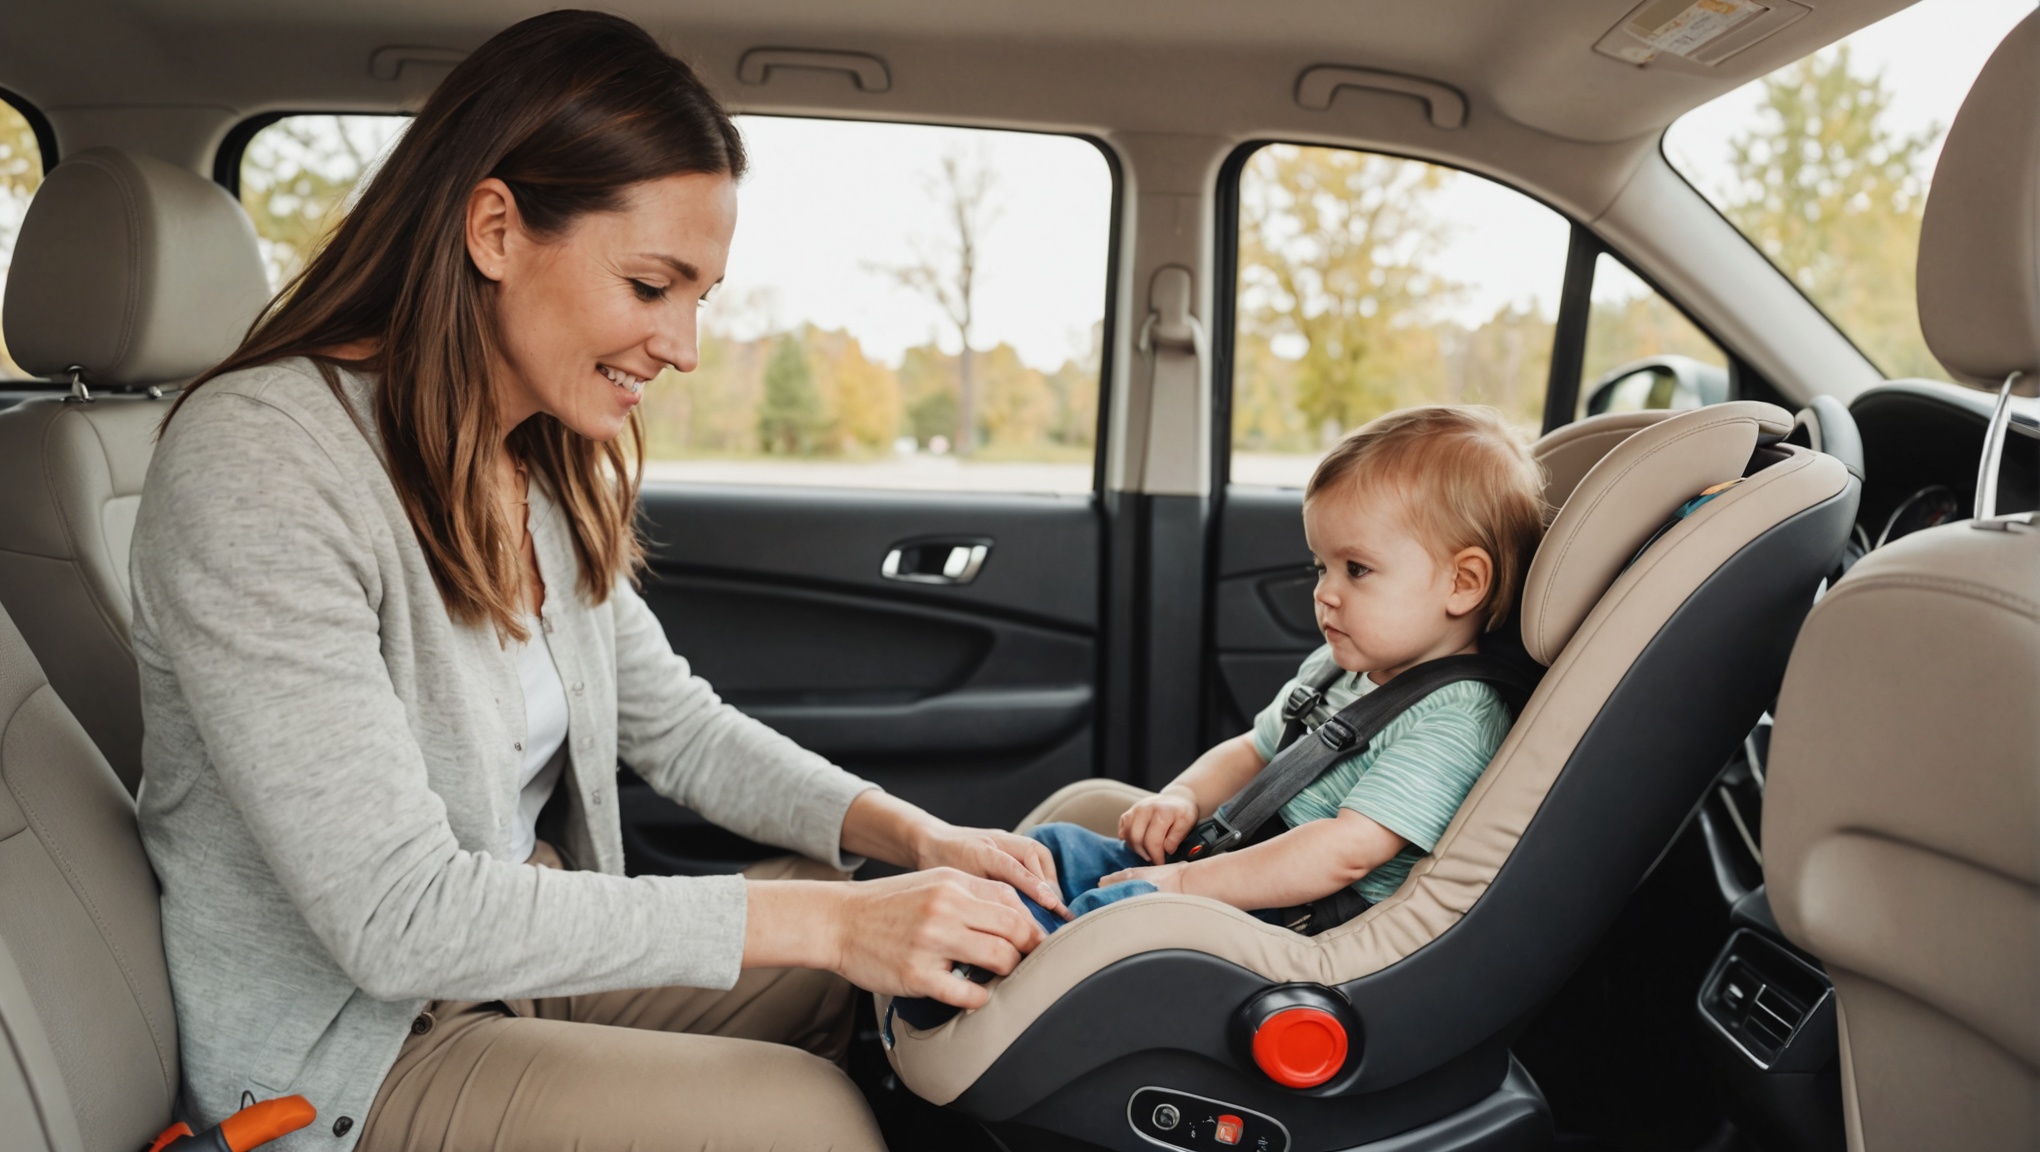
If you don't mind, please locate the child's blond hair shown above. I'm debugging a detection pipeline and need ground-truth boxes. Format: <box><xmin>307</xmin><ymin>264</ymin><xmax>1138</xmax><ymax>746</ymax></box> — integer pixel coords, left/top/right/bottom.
<box><xmin>1305</xmin><ymin>406</ymin><xmax>1547</xmax><ymax>632</ymax></box>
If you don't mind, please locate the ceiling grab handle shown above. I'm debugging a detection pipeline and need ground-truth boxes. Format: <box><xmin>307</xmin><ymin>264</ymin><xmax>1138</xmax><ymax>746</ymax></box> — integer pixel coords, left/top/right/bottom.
<box><xmin>1972</xmin><ymin>370</ymin><xmax>2022</xmax><ymax>522</ymax></box>
<box><xmin>1294</xmin><ymin>65</ymin><xmax>1467</xmax><ymax>129</ymax></box>
<box><xmin>738</xmin><ymin>48</ymin><xmax>892</xmax><ymax>93</ymax></box>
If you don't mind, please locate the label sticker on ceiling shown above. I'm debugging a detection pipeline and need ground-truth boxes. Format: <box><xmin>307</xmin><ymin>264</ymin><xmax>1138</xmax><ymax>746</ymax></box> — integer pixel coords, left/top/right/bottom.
<box><xmin>1611</xmin><ymin>0</ymin><xmax>1771</xmax><ymax>64</ymax></box>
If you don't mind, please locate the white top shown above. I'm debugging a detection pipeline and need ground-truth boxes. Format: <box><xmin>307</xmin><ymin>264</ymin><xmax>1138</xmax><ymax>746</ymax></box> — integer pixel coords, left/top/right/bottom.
<box><xmin>509</xmin><ymin>616</ymin><xmax>570</xmax><ymax>863</ymax></box>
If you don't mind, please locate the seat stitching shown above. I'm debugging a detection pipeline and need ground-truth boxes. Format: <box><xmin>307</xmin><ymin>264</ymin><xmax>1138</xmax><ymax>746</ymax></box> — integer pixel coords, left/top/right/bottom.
<box><xmin>6</xmin><ymin>685</ymin><xmax>176</xmax><ymax>1091</ymax></box>
<box><xmin>1530</xmin><ymin>411</ymin><xmax>1754</xmax><ymax>656</ymax></box>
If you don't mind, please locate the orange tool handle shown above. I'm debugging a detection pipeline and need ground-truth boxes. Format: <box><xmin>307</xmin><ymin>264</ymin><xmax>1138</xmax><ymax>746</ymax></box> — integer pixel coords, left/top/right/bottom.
<box><xmin>220</xmin><ymin>1095</ymin><xmax>317</xmax><ymax>1150</ymax></box>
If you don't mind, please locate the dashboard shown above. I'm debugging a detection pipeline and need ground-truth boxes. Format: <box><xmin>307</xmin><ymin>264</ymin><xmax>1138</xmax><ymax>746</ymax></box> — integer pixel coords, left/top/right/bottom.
<box><xmin>1849</xmin><ymin>379</ymin><xmax>2040</xmax><ymax>548</ymax></box>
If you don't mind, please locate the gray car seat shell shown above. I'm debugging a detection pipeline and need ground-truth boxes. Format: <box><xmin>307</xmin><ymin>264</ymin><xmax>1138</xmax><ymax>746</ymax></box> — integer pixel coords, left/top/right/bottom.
<box><xmin>885</xmin><ymin>403</ymin><xmax>1857</xmax><ymax>1150</ymax></box>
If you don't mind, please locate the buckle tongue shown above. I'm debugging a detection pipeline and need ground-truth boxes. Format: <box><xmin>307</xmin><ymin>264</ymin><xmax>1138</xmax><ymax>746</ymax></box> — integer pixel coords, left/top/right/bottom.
<box><xmin>1317</xmin><ymin>718</ymin><xmax>1358</xmax><ymax>751</ymax></box>
<box><xmin>1282</xmin><ymin>685</ymin><xmax>1324</xmax><ymax>722</ymax></box>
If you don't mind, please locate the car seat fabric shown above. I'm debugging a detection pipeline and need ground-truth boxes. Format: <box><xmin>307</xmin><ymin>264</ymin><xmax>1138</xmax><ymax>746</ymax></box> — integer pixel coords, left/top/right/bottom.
<box><xmin>0</xmin><ymin>148</ymin><xmax>270</xmax><ymax>792</ymax></box>
<box><xmin>0</xmin><ymin>600</ymin><xmax>179</xmax><ymax>1152</ymax></box>
<box><xmin>1530</xmin><ymin>409</ymin><xmax>1676</xmax><ymax>513</ymax></box>
<box><xmin>884</xmin><ymin>402</ymin><xmax>1854</xmax><ymax>1108</ymax></box>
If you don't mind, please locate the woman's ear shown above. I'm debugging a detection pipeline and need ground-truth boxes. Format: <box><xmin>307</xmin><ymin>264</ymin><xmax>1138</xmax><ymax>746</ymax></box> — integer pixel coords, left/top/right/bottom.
<box><xmin>465</xmin><ymin>177</ymin><xmax>518</xmax><ymax>283</ymax></box>
<box><xmin>1444</xmin><ymin>546</ymin><xmax>1493</xmax><ymax>620</ymax></box>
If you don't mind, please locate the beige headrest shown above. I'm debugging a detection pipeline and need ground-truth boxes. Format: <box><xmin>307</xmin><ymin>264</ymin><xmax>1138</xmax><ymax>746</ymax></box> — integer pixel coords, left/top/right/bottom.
<box><xmin>1916</xmin><ymin>9</ymin><xmax>2040</xmax><ymax>395</ymax></box>
<box><xmin>1520</xmin><ymin>401</ymin><xmax>1792</xmax><ymax>665</ymax></box>
<box><xmin>1</xmin><ymin>148</ymin><xmax>270</xmax><ymax>388</ymax></box>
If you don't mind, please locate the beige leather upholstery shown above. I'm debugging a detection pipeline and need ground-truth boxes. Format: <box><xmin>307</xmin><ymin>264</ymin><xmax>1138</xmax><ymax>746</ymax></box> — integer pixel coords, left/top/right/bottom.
<box><xmin>1521</xmin><ymin>401</ymin><xmax>1792</xmax><ymax>666</ymax></box>
<box><xmin>1766</xmin><ymin>523</ymin><xmax>2039</xmax><ymax>1151</ymax></box>
<box><xmin>0</xmin><ymin>148</ymin><xmax>269</xmax><ymax>388</ymax></box>
<box><xmin>0</xmin><ymin>400</ymin><xmax>160</xmax><ymax>791</ymax></box>
<box><xmin>1531</xmin><ymin>409</ymin><xmax>1676</xmax><ymax>512</ymax></box>
<box><xmin>0</xmin><ymin>148</ymin><xmax>268</xmax><ymax>792</ymax></box>
<box><xmin>1916</xmin><ymin>9</ymin><xmax>2040</xmax><ymax>395</ymax></box>
<box><xmin>0</xmin><ymin>601</ymin><xmax>179</xmax><ymax>1152</ymax></box>
<box><xmin>885</xmin><ymin>406</ymin><xmax>1849</xmax><ymax>1105</ymax></box>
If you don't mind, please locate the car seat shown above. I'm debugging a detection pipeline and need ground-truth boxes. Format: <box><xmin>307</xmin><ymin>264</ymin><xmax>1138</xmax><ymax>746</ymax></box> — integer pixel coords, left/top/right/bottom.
<box><xmin>0</xmin><ymin>147</ymin><xmax>270</xmax><ymax>791</ymax></box>
<box><xmin>1763</xmin><ymin>11</ymin><xmax>2040</xmax><ymax>1150</ymax></box>
<box><xmin>882</xmin><ymin>400</ymin><xmax>1859</xmax><ymax>1151</ymax></box>
<box><xmin>0</xmin><ymin>597</ymin><xmax>180</xmax><ymax>1151</ymax></box>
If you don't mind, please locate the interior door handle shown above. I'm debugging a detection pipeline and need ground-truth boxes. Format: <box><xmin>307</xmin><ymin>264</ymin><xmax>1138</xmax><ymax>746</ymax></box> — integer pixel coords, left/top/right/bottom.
<box><xmin>881</xmin><ymin>538</ymin><xmax>990</xmax><ymax>585</ymax></box>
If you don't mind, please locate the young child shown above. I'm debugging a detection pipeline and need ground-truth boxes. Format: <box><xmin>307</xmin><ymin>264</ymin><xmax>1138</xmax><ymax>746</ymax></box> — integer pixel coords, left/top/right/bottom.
<box><xmin>1023</xmin><ymin>405</ymin><xmax>1546</xmax><ymax>934</ymax></box>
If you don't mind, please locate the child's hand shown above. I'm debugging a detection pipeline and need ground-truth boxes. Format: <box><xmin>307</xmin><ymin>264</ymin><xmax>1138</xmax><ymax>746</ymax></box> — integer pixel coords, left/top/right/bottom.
<box><xmin>1118</xmin><ymin>787</ymin><xmax>1201</xmax><ymax>864</ymax></box>
<box><xmin>1098</xmin><ymin>861</ymin><xmax>1190</xmax><ymax>894</ymax></box>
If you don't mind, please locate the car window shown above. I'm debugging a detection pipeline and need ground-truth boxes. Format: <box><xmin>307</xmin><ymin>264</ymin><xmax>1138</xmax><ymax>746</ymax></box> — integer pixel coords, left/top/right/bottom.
<box><xmin>0</xmin><ymin>93</ymin><xmax>46</xmax><ymax>378</ymax></box>
<box><xmin>238</xmin><ymin>114</ymin><xmax>1114</xmax><ymax>495</ymax></box>
<box><xmin>1228</xmin><ymin>144</ymin><xmax>1569</xmax><ymax>488</ymax></box>
<box><xmin>1663</xmin><ymin>0</ymin><xmax>2033</xmax><ymax>382</ymax></box>
<box><xmin>1579</xmin><ymin>253</ymin><xmax>1728</xmax><ymax>418</ymax></box>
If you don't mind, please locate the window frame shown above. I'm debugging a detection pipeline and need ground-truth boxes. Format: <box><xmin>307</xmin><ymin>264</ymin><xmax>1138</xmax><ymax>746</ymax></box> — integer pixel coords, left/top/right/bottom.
<box><xmin>1212</xmin><ymin>137</ymin><xmax>1775</xmax><ymax>492</ymax></box>
<box><xmin>0</xmin><ymin>86</ymin><xmax>57</xmax><ymax>173</ymax></box>
<box><xmin>212</xmin><ymin>109</ymin><xmax>1126</xmax><ymax>498</ymax></box>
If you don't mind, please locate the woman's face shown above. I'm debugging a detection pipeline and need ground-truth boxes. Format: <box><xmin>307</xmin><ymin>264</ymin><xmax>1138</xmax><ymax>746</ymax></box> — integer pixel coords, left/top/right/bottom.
<box><xmin>469</xmin><ymin>171</ymin><xmax>738</xmax><ymax>441</ymax></box>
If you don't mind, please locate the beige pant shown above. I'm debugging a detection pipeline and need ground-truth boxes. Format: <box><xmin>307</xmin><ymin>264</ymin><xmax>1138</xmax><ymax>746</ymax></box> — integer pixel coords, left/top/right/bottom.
<box><xmin>357</xmin><ymin>851</ymin><xmax>884</xmax><ymax>1152</ymax></box>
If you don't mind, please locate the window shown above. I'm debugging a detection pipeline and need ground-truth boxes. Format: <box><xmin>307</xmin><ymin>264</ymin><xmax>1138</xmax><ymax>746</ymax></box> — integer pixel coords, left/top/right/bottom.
<box><xmin>235</xmin><ymin>114</ymin><xmax>1115</xmax><ymax>494</ymax></box>
<box><xmin>0</xmin><ymin>93</ymin><xmax>47</xmax><ymax>378</ymax></box>
<box><xmin>1229</xmin><ymin>145</ymin><xmax>1570</xmax><ymax>488</ymax></box>
<box><xmin>1664</xmin><ymin>0</ymin><xmax>2033</xmax><ymax>382</ymax></box>
<box><xmin>1579</xmin><ymin>253</ymin><xmax>1727</xmax><ymax>418</ymax></box>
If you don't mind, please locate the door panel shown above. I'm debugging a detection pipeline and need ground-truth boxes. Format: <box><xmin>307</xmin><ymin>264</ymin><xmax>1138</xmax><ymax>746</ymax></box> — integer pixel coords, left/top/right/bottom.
<box><xmin>622</xmin><ymin>483</ymin><xmax>1098</xmax><ymax>874</ymax></box>
<box><xmin>1209</xmin><ymin>487</ymin><xmax>1316</xmax><ymax>740</ymax></box>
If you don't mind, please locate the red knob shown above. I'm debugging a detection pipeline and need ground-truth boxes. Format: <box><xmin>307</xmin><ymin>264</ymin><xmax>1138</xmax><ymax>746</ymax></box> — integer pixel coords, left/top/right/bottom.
<box><xmin>1251</xmin><ymin>1006</ymin><xmax>1348</xmax><ymax>1088</ymax></box>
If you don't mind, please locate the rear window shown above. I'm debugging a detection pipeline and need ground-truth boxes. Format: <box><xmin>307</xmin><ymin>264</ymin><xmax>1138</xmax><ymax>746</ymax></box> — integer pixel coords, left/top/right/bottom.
<box><xmin>1663</xmin><ymin>0</ymin><xmax>2031</xmax><ymax>381</ymax></box>
<box><xmin>0</xmin><ymin>93</ymin><xmax>46</xmax><ymax>377</ymax></box>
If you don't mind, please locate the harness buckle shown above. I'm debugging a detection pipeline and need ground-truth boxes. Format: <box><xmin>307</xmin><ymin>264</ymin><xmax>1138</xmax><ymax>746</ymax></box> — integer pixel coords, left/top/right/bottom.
<box><xmin>1317</xmin><ymin>717</ymin><xmax>1358</xmax><ymax>751</ymax></box>
<box><xmin>1282</xmin><ymin>685</ymin><xmax>1324</xmax><ymax>722</ymax></box>
<box><xmin>1178</xmin><ymin>811</ymin><xmax>1244</xmax><ymax>860</ymax></box>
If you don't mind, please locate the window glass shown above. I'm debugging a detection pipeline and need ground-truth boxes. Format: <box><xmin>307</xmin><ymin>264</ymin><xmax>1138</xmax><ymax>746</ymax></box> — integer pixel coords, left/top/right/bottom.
<box><xmin>237</xmin><ymin>115</ymin><xmax>1113</xmax><ymax>494</ymax></box>
<box><xmin>0</xmin><ymin>97</ymin><xmax>45</xmax><ymax>377</ymax></box>
<box><xmin>1664</xmin><ymin>0</ymin><xmax>2032</xmax><ymax>381</ymax></box>
<box><xmin>1230</xmin><ymin>144</ymin><xmax>1569</xmax><ymax>488</ymax></box>
<box><xmin>1579</xmin><ymin>253</ymin><xmax>1728</xmax><ymax>417</ymax></box>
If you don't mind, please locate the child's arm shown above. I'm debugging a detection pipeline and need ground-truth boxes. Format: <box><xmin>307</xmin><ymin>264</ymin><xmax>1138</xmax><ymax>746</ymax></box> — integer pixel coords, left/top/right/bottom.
<box><xmin>1105</xmin><ymin>809</ymin><xmax>1406</xmax><ymax>910</ymax></box>
<box><xmin>1118</xmin><ymin>734</ymin><xmax>1266</xmax><ymax>864</ymax></box>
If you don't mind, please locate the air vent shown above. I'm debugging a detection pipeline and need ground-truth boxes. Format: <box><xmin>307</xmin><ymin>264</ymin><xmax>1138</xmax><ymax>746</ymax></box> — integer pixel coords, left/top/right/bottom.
<box><xmin>1698</xmin><ymin>929</ymin><xmax>1833</xmax><ymax>1069</ymax></box>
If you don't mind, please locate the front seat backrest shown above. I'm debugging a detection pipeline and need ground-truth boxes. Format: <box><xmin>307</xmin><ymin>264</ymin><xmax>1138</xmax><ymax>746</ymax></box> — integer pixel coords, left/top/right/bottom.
<box><xmin>0</xmin><ymin>148</ymin><xmax>270</xmax><ymax>792</ymax></box>
<box><xmin>0</xmin><ymin>601</ymin><xmax>179</xmax><ymax>1152</ymax></box>
<box><xmin>1767</xmin><ymin>12</ymin><xmax>2040</xmax><ymax>1150</ymax></box>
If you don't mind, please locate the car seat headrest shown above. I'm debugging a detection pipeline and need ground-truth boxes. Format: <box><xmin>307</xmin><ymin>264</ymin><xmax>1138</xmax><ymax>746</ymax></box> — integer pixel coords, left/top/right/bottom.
<box><xmin>1</xmin><ymin>147</ymin><xmax>270</xmax><ymax>389</ymax></box>
<box><xmin>1519</xmin><ymin>401</ymin><xmax>1792</xmax><ymax>665</ymax></box>
<box><xmin>1916</xmin><ymin>8</ymin><xmax>2040</xmax><ymax>396</ymax></box>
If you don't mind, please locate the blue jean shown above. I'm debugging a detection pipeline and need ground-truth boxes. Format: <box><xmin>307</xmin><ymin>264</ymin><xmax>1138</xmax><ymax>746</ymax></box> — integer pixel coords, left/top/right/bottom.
<box><xmin>1019</xmin><ymin>823</ymin><xmax>1163</xmax><ymax>933</ymax></box>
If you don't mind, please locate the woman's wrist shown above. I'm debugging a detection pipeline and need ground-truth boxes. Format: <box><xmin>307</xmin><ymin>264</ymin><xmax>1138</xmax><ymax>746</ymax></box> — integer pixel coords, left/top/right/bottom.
<box><xmin>838</xmin><ymin>789</ymin><xmax>946</xmax><ymax>870</ymax></box>
<box><xmin>743</xmin><ymin>877</ymin><xmax>854</xmax><ymax>972</ymax></box>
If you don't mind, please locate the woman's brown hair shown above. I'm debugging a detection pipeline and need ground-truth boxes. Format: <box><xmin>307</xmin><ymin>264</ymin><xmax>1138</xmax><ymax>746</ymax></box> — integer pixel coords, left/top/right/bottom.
<box><xmin>172</xmin><ymin>10</ymin><xmax>746</xmax><ymax>638</ymax></box>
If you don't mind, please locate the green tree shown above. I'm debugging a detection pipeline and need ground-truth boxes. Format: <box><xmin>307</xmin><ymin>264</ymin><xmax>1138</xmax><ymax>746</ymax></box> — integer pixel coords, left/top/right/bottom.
<box><xmin>1723</xmin><ymin>45</ymin><xmax>1939</xmax><ymax>378</ymax></box>
<box><xmin>0</xmin><ymin>101</ymin><xmax>43</xmax><ymax>376</ymax></box>
<box><xmin>756</xmin><ymin>333</ymin><xmax>826</xmax><ymax>454</ymax></box>
<box><xmin>240</xmin><ymin>116</ymin><xmax>406</xmax><ymax>288</ymax></box>
<box><xmin>1238</xmin><ymin>146</ymin><xmax>1460</xmax><ymax>445</ymax></box>
<box><xmin>899</xmin><ymin>344</ymin><xmax>959</xmax><ymax>449</ymax></box>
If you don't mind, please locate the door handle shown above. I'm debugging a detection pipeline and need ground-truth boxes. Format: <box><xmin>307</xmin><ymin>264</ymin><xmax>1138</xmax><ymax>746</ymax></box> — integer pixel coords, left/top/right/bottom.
<box><xmin>881</xmin><ymin>538</ymin><xmax>990</xmax><ymax>585</ymax></box>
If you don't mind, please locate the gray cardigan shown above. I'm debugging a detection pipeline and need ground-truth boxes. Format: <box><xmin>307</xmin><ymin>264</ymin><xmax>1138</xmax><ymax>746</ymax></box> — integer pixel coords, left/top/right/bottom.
<box><xmin>131</xmin><ymin>359</ymin><xmax>876</xmax><ymax>1147</ymax></box>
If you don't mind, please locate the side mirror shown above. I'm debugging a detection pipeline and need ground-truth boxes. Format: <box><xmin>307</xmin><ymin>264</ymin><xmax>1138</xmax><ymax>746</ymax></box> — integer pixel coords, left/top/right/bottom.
<box><xmin>1583</xmin><ymin>355</ymin><xmax>1730</xmax><ymax>417</ymax></box>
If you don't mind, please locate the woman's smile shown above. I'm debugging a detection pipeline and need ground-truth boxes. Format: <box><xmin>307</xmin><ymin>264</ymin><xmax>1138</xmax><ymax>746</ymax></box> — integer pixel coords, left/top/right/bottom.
<box><xmin>597</xmin><ymin>362</ymin><xmax>649</xmax><ymax>401</ymax></box>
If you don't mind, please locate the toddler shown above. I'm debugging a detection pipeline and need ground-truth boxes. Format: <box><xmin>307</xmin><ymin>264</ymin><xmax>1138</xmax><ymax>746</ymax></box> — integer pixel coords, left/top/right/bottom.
<box><xmin>1024</xmin><ymin>405</ymin><xmax>1546</xmax><ymax>934</ymax></box>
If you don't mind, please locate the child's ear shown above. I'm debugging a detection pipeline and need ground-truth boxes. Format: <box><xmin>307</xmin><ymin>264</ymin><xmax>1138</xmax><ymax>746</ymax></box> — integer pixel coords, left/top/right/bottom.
<box><xmin>1444</xmin><ymin>546</ymin><xmax>1493</xmax><ymax>619</ymax></box>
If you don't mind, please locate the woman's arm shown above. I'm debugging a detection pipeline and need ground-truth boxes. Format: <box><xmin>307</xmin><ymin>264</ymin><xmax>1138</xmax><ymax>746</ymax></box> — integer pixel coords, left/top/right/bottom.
<box><xmin>1101</xmin><ymin>809</ymin><xmax>1405</xmax><ymax>910</ymax></box>
<box><xmin>838</xmin><ymin>790</ymin><xmax>1068</xmax><ymax>916</ymax></box>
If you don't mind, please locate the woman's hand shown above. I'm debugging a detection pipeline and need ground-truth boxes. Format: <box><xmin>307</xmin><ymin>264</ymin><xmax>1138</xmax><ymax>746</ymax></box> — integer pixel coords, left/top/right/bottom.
<box><xmin>1118</xmin><ymin>786</ymin><xmax>1200</xmax><ymax>865</ymax></box>
<box><xmin>912</xmin><ymin>825</ymin><xmax>1069</xmax><ymax>921</ymax></box>
<box><xmin>1097</xmin><ymin>861</ymin><xmax>1192</xmax><ymax>894</ymax></box>
<box><xmin>746</xmin><ymin>869</ymin><xmax>1046</xmax><ymax>1009</ymax></box>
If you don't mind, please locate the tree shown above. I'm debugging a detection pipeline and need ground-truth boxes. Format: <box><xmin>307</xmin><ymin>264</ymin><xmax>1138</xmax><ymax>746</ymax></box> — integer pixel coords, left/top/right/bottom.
<box><xmin>1237</xmin><ymin>146</ymin><xmax>1461</xmax><ymax>445</ymax></box>
<box><xmin>756</xmin><ymin>333</ymin><xmax>825</xmax><ymax>454</ymax></box>
<box><xmin>0</xmin><ymin>101</ymin><xmax>42</xmax><ymax>376</ymax></box>
<box><xmin>240</xmin><ymin>115</ymin><xmax>406</xmax><ymax>288</ymax></box>
<box><xmin>881</xmin><ymin>146</ymin><xmax>1000</xmax><ymax>456</ymax></box>
<box><xmin>1722</xmin><ymin>45</ymin><xmax>1939</xmax><ymax>378</ymax></box>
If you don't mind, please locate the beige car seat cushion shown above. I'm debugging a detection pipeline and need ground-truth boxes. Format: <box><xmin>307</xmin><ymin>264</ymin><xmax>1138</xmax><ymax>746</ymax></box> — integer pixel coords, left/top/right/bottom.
<box><xmin>888</xmin><ymin>448</ymin><xmax>1849</xmax><ymax>1105</ymax></box>
<box><xmin>1916</xmin><ymin>8</ymin><xmax>2040</xmax><ymax>394</ymax></box>
<box><xmin>1531</xmin><ymin>410</ymin><xmax>1676</xmax><ymax>514</ymax></box>
<box><xmin>1521</xmin><ymin>401</ymin><xmax>1792</xmax><ymax>666</ymax></box>
<box><xmin>1</xmin><ymin>148</ymin><xmax>270</xmax><ymax>388</ymax></box>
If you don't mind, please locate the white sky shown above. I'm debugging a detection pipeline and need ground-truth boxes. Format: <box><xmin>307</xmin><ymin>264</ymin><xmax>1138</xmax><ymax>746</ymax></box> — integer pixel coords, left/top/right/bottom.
<box><xmin>716</xmin><ymin>116</ymin><xmax>1113</xmax><ymax>371</ymax></box>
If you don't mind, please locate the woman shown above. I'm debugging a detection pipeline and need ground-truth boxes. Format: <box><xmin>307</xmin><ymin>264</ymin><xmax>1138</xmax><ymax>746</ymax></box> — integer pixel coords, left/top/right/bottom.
<box><xmin>132</xmin><ymin>11</ymin><xmax>1063</xmax><ymax>1150</ymax></box>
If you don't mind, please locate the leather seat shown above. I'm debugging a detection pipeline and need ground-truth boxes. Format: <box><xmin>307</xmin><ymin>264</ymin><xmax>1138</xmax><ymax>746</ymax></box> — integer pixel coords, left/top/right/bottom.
<box><xmin>1764</xmin><ymin>12</ymin><xmax>2040</xmax><ymax>1150</ymax></box>
<box><xmin>884</xmin><ymin>400</ymin><xmax>1859</xmax><ymax>1148</ymax></box>
<box><xmin>0</xmin><ymin>147</ymin><xmax>270</xmax><ymax>792</ymax></box>
<box><xmin>0</xmin><ymin>596</ymin><xmax>180</xmax><ymax>1152</ymax></box>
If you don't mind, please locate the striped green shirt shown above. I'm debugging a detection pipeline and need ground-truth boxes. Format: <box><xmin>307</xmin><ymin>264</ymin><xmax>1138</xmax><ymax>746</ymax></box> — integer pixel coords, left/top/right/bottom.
<box><xmin>1250</xmin><ymin>645</ymin><xmax>1513</xmax><ymax>904</ymax></box>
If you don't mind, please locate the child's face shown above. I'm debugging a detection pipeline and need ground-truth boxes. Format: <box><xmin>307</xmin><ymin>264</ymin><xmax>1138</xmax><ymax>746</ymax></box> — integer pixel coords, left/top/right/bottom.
<box><xmin>1303</xmin><ymin>480</ymin><xmax>1491</xmax><ymax>681</ymax></box>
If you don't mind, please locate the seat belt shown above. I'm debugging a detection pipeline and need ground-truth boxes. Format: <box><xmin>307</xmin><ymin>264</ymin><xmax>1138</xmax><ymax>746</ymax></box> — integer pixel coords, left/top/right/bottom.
<box><xmin>1169</xmin><ymin>654</ymin><xmax>1538</xmax><ymax>864</ymax></box>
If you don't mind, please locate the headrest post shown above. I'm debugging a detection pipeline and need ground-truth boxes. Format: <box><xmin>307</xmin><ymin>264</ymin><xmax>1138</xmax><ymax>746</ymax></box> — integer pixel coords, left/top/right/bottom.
<box><xmin>63</xmin><ymin>365</ymin><xmax>92</xmax><ymax>404</ymax></box>
<box><xmin>1973</xmin><ymin>370</ymin><xmax>2021</xmax><ymax>520</ymax></box>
